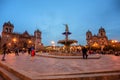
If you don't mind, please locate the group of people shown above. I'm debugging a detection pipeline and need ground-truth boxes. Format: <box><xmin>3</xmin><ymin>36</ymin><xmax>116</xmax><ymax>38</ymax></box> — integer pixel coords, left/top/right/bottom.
<box><xmin>1</xmin><ymin>43</ymin><xmax>36</xmax><ymax>61</ymax></box>
<box><xmin>1</xmin><ymin>43</ymin><xmax>89</xmax><ymax>61</ymax></box>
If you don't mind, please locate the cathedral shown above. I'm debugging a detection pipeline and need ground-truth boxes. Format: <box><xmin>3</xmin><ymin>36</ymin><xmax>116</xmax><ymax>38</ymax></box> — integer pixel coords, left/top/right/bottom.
<box><xmin>0</xmin><ymin>21</ymin><xmax>43</xmax><ymax>51</ymax></box>
<box><xmin>86</xmin><ymin>27</ymin><xmax>108</xmax><ymax>49</ymax></box>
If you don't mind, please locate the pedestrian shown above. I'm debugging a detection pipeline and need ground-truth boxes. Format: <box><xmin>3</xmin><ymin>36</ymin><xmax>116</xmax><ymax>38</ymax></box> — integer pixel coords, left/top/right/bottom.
<box><xmin>82</xmin><ymin>47</ymin><xmax>88</xmax><ymax>59</ymax></box>
<box><xmin>14</xmin><ymin>45</ymin><xmax>19</xmax><ymax>56</ymax></box>
<box><xmin>1</xmin><ymin>43</ymin><xmax>7</xmax><ymax>61</ymax></box>
<box><xmin>30</xmin><ymin>45</ymin><xmax>35</xmax><ymax>61</ymax></box>
<box><xmin>28</xmin><ymin>47</ymin><xmax>31</xmax><ymax>55</ymax></box>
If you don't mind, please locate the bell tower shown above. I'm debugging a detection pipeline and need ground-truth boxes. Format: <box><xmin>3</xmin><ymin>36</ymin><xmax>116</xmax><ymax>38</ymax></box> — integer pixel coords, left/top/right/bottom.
<box><xmin>1</xmin><ymin>21</ymin><xmax>14</xmax><ymax>46</ymax></box>
<box><xmin>34</xmin><ymin>29</ymin><xmax>41</xmax><ymax>43</ymax></box>
<box><xmin>98</xmin><ymin>27</ymin><xmax>108</xmax><ymax>46</ymax></box>
<box><xmin>98</xmin><ymin>27</ymin><xmax>106</xmax><ymax>37</ymax></box>
<box><xmin>86</xmin><ymin>30</ymin><xmax>92</xmax><ymax>46</ymax></box>
<box><xmin>34</xmin><ymin>29</ymin><xmax>42</xmax><ymax>51</ymax></box>
<box><xmin>86</xmin><ymin>30</ymin><xmax>92</xmax><ymax>40</ymax></box>
<box><xmin>2</xmin><ymin>21</ymin><xmax>14</xmax><ymax>33</ymax></box>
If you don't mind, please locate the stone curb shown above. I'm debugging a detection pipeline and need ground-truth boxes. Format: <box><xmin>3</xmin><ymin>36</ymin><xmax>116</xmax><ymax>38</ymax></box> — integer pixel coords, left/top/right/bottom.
<box><xmin>1</xmin><ymin>60</ymin><xmax>120</xmax><ymax>80</ymax></box>
<box><xmin>0</xmin><ymin>61</ymin><xmax>32</xmax><ymax>80</ymax></box>
<box><xmin>36</xmin><ymin>54</ymin><xmax>101</xmax><ymax>59</ymax></box>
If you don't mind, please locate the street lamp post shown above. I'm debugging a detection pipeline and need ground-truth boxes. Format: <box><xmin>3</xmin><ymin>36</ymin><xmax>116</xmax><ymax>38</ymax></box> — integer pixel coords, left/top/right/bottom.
<box><xmin>111</xmin><ymin>40</ymin><xmax>118</xmax><ymax>51</ymax></box>
<box><xmin>13</xmin><ymin>38</ymin><xmax>17</xmax><ymax>43</ymax></box>
<box><xmin>12</xmin><ymin>38</ymin><xmax>17</xmax><ymax>47</ymax></box>
<box><xmin>28</xmin><ymin>40</ymin><xmax>32</xmax><ymax>48</ymax></box>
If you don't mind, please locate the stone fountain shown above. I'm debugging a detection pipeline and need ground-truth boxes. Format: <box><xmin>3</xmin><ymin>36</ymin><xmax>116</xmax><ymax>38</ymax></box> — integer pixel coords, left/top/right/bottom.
<box><xmin>58</xmin><ymin>24</ymin><xmax>78</xmax><ymax>53</ymax></box>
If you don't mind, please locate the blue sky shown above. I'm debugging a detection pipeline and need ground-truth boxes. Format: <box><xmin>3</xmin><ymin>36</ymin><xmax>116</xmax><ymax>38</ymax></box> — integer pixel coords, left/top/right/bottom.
<box><xmin>0</xmin><ymin>0</ymin><xmax>120</xmax><ymax>46</ymax></box>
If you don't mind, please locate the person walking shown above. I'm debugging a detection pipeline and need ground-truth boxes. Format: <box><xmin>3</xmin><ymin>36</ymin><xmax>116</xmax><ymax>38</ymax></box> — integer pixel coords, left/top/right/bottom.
<box><xmin>30</xmin><ymin>45</ymin><xmax>35</xmax><ymax>61</ymax></box>
<box><xmin>28</xmin><ymin>47</ymin><xmax>31</xmax><ymax>55</ymax></box>
<box><xmin>14</xmin><ymin>45</ymin><xmax>19</xmax><ymax>56</ymax></box>
<box><xmin>82</xmin><ymin>47</ymin><xmax>88</xmax><ymax>59</ymax></box>
<box><xmin>1</xmin><ymin>43</ymin><xmax>7</xmax><ymax>61</ymax></box>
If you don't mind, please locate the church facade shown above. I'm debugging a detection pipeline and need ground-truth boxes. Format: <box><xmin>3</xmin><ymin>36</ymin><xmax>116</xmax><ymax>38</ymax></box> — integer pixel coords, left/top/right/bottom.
<box><xmin>86</xmin><ymin>27</ymin><xmax>108</xmax><ymax>50</ymax></box>
<box><xmin>0</xmin><ymin>21</ymin><xmax>43</xmax><ymax>51</ymax></box>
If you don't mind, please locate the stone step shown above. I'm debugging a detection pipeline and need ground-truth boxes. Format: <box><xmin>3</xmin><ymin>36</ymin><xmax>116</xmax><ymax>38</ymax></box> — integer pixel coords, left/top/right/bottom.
<box><xmin>0</xmin><ymin>62</ymin><xmax>31</xmax><ymax>80</ymax></box>
<box><xmin>36</xmin><ymin>72</ymin><xmax>120</xmax><ymax>80</ymax></box>
<box><xmin>0</xmin><ymin>67</ymin><xmax>20</xmax><ymax>80</ymax></box>
<box><xmin>0</xmin><ymin>61</ymin><xmax>120</xmax><ymax>80</ymax></box>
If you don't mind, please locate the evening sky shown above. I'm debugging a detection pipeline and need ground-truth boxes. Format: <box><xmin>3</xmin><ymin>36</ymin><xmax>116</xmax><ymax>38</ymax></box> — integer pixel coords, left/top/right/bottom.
<box><xmin>0</xmin><ymin>0</ymin><xmax>120</xmax><ymax>46</ymax></box>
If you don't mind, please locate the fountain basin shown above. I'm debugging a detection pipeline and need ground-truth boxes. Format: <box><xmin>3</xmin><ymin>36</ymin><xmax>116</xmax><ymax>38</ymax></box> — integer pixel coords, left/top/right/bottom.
<box><xmin>58</xmin><ymin>40</ymin><xmax>77</xmax><ymax>45</ymax></box>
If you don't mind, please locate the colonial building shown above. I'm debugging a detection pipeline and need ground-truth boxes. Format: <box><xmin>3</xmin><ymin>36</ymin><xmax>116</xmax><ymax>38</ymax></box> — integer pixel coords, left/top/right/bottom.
<box><xmin>0</xmin><ymin>21</ymin><xmax>43</xmax><ymax>51</ymax></box>
<box><xmin>86</xmin><ymin>27</ymin><xmax>108</xmax><ymax>50</ymax></box>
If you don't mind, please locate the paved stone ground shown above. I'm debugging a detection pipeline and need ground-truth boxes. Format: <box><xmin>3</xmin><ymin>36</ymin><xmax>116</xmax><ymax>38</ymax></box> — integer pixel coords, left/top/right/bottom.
<box><xmin>0</xmin><ymin>53</ymin><xmax>120</xmax><ymax>80</ymax></box>
<box><xmin>0</xmin><ymin>76</ymin><xmax>4</xmax><ymax>80</ymax></box>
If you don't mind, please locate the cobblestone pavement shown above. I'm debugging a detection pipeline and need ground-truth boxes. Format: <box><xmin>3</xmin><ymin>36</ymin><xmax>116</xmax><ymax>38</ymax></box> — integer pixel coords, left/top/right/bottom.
<box><xmin>0</xmin><ymin>53</ymin><xmax>120</xmax><ymax>79</ymax></box>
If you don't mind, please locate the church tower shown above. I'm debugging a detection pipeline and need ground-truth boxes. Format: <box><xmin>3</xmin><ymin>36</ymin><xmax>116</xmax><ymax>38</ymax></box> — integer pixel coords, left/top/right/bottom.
<box><xmin>1</xmin><ymin>21</ymin><xmax>14</xmax><ymax>46</ymax></box>
<box><xmin>2</xmin><ymin>21</ymin><xmax>14</xmax><ymax>33</ymax></box>
<box><xmin>98</xmin><ymin>27</ymin><xmax>106</xmax><ymax>37</ymax></box>
<box><xmin>34</xmin><ymin>29</ymin><xmax>42</xmax><ymax>51</ymax></box>
<box><xmin>86</xmin><ymin>30</ymin><xmax>92</xmax><ymax>46</ymax></box>
<box><xmin>34</xmin><ymin>29</ymin><xmax>41</xmax><ymax>43</ymax></box>
<box><xmin>86</xmin><ymin>30</ymin><xmax>92</xmax><ymax>40</ymax></box>
<box><xmin>98</xmin><ymin>27</ymin><xmax>108</xmax><ymax>46</ymax></box>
